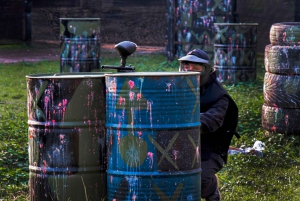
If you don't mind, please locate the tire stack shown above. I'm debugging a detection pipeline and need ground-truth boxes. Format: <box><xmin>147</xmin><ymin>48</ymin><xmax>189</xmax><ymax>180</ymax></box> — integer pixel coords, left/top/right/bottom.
<box><xmin>262</xmin><ymin>22</ymin><xmax>300</xmax><ymax>135</ymax></box>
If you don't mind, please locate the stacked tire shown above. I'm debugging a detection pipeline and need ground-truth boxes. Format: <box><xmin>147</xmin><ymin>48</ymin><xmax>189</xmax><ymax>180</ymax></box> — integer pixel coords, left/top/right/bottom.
<box><xmin>262</xmin><ymin>22</ymin><xmax>300</xmax><ymax>135</ymax></box>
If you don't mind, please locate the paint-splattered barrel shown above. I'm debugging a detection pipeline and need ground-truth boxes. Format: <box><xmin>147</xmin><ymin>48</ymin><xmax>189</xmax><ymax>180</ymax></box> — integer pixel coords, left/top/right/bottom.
<box><xmin>105</xmin><ymin>72</ymin><xmax>201</xmax><ymax>200</ymax></box>
<box><xmin>214</xmin><ymin>23</ymin><xmax>258</xmax><ymax>85</ymax></box>
<box><xmin>26</xmin><ymin>73</ymin><xmax>107</xmax><ymax>201</ymax></box>
<box><xmin>60</xmin><ymin>18</ymin><xmax>101</xmax><ymax>73</ymax></box>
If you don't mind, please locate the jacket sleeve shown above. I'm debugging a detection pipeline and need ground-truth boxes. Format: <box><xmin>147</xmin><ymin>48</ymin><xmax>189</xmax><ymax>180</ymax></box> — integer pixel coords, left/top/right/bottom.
<box><xmin>200</xmin><ymin>95</ymin><xmax>229</xmax><ymax>134</ymax></box>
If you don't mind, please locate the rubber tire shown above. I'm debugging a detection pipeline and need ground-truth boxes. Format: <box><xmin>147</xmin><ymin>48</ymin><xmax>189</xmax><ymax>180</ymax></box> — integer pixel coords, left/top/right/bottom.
<box><xmin>270</xmin><ymin>22</ymin><xmax>300</xmax><ymax>46</ymax></box>
<box><xmin>262</xmin><ymin>104</ymin><xmax>300</xmax><ymax>135</ymax></box>
<box><xmin>265</xmin><ymin>44</ymin><xmax>300</xmax><ymax>74</ymax></box>
<box><xmin>264</xmin><ymin>72</ymin><xmax>300</xmax><ymax>108</ymax></box>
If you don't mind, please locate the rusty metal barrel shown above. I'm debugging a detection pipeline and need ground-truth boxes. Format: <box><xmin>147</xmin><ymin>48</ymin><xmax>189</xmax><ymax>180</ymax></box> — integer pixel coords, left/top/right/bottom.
<box><xmin>27</xmin><ymin>73</ymin><xmax>107</xmax><ymax>201</ymax></box>
<box><xmin>214</xmin><ymin>23</ymin><xmax>258</xmax><ymax>85</ymax></box>
<box><xmin>60</xmin><ymin>18</ymin><xmax>101</xmax><ymax>73</ymax></box>
<box><xmin>105</xmin><ymin>72</ymin><xmax>201</xmax><ymax>200</ymax></box>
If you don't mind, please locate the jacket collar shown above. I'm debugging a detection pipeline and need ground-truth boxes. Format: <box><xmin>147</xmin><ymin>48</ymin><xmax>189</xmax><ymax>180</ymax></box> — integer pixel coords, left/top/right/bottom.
<box><xmin>201</xmin><ymin>70</ymin><xmax>217</xmax><ymax>94</ymax></box>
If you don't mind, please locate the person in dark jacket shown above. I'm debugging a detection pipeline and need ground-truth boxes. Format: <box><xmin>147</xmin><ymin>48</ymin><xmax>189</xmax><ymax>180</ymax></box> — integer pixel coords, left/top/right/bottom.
<box><xmin>178</xmin><ymin>49</ymin><xmax>239</xmax><ymax>201</ymax></box>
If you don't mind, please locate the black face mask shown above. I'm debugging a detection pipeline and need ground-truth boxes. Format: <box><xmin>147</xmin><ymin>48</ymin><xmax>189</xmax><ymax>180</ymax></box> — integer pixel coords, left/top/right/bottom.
<box><xmin>179</xmin><ymin>62</ymin><xmax>206</xmax><ymax>75</ymax></box>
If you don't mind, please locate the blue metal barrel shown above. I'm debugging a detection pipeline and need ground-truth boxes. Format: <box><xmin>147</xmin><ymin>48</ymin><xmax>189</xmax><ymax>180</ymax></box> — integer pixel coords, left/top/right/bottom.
<box><xmin>105</xmin><ymin>72</ymin><xmax>201</xmax><ymax>200</ymax></box>
<box><xmin>26</xmin><ymin>73</ymin><xmax>107</xmax><ymax>201</ymax></box>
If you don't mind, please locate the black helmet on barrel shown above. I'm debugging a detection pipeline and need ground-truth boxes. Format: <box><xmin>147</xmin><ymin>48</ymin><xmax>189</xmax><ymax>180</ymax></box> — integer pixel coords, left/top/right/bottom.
<box><xmin>178</xmin><ymin>49</ymin><xmax>212</xmax><ymax>87</ymax></box>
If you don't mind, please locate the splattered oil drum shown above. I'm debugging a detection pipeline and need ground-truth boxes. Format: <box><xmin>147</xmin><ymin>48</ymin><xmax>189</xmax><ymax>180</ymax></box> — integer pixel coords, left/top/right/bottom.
<box><xmin>27</xmin><ymin>73</ymin><xmax>107</xmax><ymax>201</ymax></box>
<box><xmin>105</xmin><ymin>72</ymin><xmax>201</xmax><ymax>200</ymax></box>
<box><xmin>214</xmin><ymin>23</ymin><xmax>258</xmax><ymax>85</ymax></box>
<box><xmin>60</xmin><ymin>18</ymin><xmax>101</xmax><ymax>73</ymax></box>
<box><xmin>165</xmin><ymin>0</ymin><xmax>237</xmax><ymax>62</ymax></box>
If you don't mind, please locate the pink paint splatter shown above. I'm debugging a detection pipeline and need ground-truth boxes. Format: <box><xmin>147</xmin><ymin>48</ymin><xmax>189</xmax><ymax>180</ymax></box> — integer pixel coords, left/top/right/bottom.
<box><xmin>196</xmin><ymin>146</ymin><xmax>200</xmax><ymax>163</ymax></box>
<box><xmin>29</xmin><ymin>130</ymin><xmax>34</xmax><ymax>138</ymax></box>
<box><xmin>87</xmin><ymin>94</ymin><xmax>90</xmax><ymax>106</ymax></box>
<box><xmin>42</xmin><ymin>160</ymin><xmax>47</xmax><ymax>174</ymax></box>
<box><xmin>282</xmin><ymin>32</ymin><xmax>286</xmax><ymax>42</ymax></box>
<box><xmin>110</xmin><ymin>135</ymin><xmax>113</xmax><ymax>146</ymax></box>
<box><xmin>119</xmin><ymin>96</ymin><xmax>125</xmax><ymax>105</ymax></box>
<box><xmin>173</xmin><ymin>150</ymin><xmax>179</xmax><ymax>161</ymax></box>
<box><xmin>60</xmin><ymin>134</ymin><xmax>65</xmax><ymax>144</ymax></box>
<box><xmin>271</xmin><ymin>125</ymin><xmax>276</xmax><ymax>132</ymax></box>
<box><xmin>128</xmin><ymin>80</ymin><xmax>135</xmax><ymax>89</ymax></box>
<box><xmin>117</xmin><ymin>130</ymin><xmax>121</xmax><ymax>145</ymax></box>
<box><xmin>147</xmin><ymin>101</ymin><xmax>153</xmax><ymax>127</ymax></box>
<box><xmin>166</xmin><ymin>83</ymin><xmax>171</xmax><ymax>91</ymax></box>
<box><xmin>44</xmin><ymin>95</ymin><xmax>50</xmax><ymax>119</ymax></box>
<box><xmin>129</xmin><ymin>91</ymin><xmax>135</xmax><ymax>101</ymax></box>
<box><xmin>147</xmin><ymin>152</ymin><xmax>153</xmax><ymax>169</ymax></box>
<box><xmin>108</xmin><ymin>79</ymin><xmax>117</xmax><ymax>93</ymax></box>
<box><xmin>285</xmin><ymin>115</ymin><xmax>289</xmax><ymax>125</ymax></box>
<box><xmin>137</xmin><ymin>93</ymin><xmax>141</xmax><ymax>101</ymax></box>
<box><xmin>62</xmin><ymin>99</ymin><xmax>67</xmax><ymax>111</ymax></box>
<box><xmin>131</xmin><ymin>107</ymin><xmax>135</xmax><ymax>126</ymax></box>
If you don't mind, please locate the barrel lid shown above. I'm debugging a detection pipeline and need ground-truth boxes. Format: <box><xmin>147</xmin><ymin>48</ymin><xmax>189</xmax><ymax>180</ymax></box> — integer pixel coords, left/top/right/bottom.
<box><xmin>214</xmin><ymin>23</ymin><xmax>258</xmax><ymax>26</ymax></box>
<box><xmin>26</xmin><ymin>72</ymin><xmax>109</xmax><ymax>79</ymax></box>
<box><xmin>105</xmin><ymin>71</ymin><xmax>200</xmax><ymax>77</ymax></box>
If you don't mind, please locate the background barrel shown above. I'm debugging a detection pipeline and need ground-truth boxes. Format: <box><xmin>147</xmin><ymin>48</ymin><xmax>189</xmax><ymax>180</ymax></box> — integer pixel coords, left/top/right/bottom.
<box><xmin>105</xmin><ymin>72</ymin><xmax>201</xmax><ymax>200</ymax></box>
<box><xmin>213</xmin><ymin>23</ymin><xmax>258</xmax><ymax>85</ymax></box>
<box><xmin>27</xmin><ymin>73</ymin><xmax>107</xmax><ymax>201</ymax></box>
<box><xmin>60</xmin><ymin>18</ymin><xmax>101</xmax><ymax>73</ymax></box>
<box><xmin>165</xmin><ymin>0</ymin><xmax>238</xmax><ymax>62</ymax></box>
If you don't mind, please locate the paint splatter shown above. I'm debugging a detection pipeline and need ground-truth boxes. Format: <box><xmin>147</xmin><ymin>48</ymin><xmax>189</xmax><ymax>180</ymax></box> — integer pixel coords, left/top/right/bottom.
<box><xmin>166</xmin><ymin>83</ymin><xmax>172</xmax><ymax>91</ymax></box>
<box><xmin>147</xmin><ymin>152</ymin><xmax>154</xmax><ymax>168</ymax></box>
<box><xmin>137</xmin><ymin>93</ymin><xmax>141</xmax><ymax>101</ymax></box>
<box><xmin>129</xmin><ymin>91</ymin><xmax>135</xmax><ymax>101</ymax></box>
<box><xmin>128</xmin><ymin>80</ymin><xmax>135</xmax><ymax>89</ymax></box>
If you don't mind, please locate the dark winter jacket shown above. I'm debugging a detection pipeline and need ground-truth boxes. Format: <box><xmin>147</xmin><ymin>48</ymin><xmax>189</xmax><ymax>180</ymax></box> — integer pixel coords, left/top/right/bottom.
<box><xmin>200</xmin><ymin>71</ymin><xmax>239</xmax><ymax>163</ymax></box>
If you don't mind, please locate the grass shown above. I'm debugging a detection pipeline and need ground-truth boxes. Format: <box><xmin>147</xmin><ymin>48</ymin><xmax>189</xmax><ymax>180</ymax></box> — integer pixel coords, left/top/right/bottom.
<box><xmin>1</xmin><ymin>52</ymin><xmax>300</xmax><ymax>200</ymax></box>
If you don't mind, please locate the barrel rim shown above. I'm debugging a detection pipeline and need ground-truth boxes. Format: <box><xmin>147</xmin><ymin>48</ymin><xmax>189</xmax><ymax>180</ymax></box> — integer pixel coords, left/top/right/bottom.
<box><xmin>214</xmin><ymin>23</ymin><xmax>258</xmax><ymax>26</ymax></box>
<box><xmin>26</xmin><ymin>72</ymin><xmax>109</xmax><ymax>78</ymax></box>
<box><xmin>59</xmin><ymin>18</ymin><xmax>101</xmax><ymax>21</ymax></box>
<box><xmin>107</xmin><ymin>167</ymin><xmax>202</xmax><ymax>176</ymax></box>
<box><xmin>104</xmin><ymin>71</ymin><xmax>200</xmax><ymax>77</ymax></box>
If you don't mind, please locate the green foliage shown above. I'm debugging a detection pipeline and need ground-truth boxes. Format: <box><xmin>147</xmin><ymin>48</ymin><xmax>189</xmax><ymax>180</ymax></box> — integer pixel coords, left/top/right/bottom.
<box><xmin>220</xmin><ymin>62</ymin><xmax>300</xmax><ymax>200</ymax></box>
<box><xmin>0</xmin><ymin>43</ymin><xmax>29</xmax><ymax>50</ymax></box>
<box><xmin>0</xmin><ymin>61</ymin><xmax>59</xmax><ymax>200</ymax></box>
<box><xmin>1</xmin><ymin>53</ymin><xmax>300</xmax><ymax>200</ymax></box>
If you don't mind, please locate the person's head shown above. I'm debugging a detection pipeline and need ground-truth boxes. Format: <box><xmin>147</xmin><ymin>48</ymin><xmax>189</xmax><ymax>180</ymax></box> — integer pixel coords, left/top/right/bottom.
<box><xmin>178</xmin><ymin>49</ymin><xmax>212</xmax><ymax>86</ymax></box>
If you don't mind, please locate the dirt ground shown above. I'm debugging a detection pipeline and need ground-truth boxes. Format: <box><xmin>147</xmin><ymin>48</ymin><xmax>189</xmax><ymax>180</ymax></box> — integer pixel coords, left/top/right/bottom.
<box><xmin>0</xmin><ymin>41</ymin><xmax>165</xmax><ymax>64</ymax></box>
